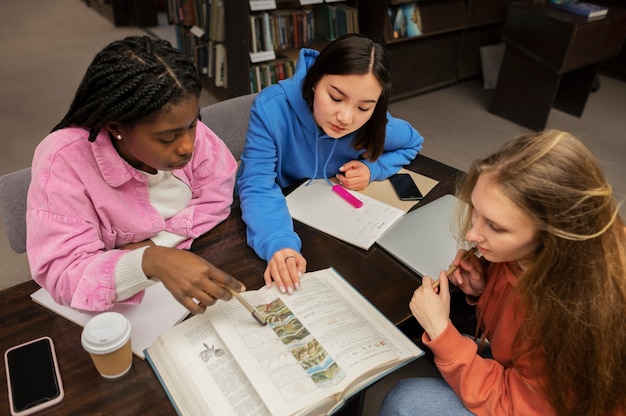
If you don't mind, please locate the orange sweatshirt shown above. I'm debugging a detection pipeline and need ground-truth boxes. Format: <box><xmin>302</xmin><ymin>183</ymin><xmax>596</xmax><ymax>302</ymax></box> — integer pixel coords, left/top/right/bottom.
<box><xmin>422</xmin><ymin>262</ymin><xmax>553</xmax><ymax>415</ymax></box>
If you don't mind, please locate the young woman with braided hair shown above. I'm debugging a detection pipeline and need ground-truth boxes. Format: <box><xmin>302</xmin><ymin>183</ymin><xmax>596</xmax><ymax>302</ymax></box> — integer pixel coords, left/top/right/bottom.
<box><xmin>380</xmin><ymin>130</ymin><xmax>626</xmax><ymax>416</ymax></box>
<box><xmin>27</xmin><ymin>36</ymin><xmax>244</xmax><ymax>312</ymax></box>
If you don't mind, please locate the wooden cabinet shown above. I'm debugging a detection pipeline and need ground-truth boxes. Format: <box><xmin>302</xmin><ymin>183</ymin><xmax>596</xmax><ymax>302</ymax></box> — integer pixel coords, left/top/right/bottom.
<box><xmin>172</xmin><ymin>0</ymin><xmax>510</xmax><ymax>100</ymax></box>
<box><xmin>360</xmin><ymin>0</ymin><xmax>509</xmax><ymax>100</ymax></box>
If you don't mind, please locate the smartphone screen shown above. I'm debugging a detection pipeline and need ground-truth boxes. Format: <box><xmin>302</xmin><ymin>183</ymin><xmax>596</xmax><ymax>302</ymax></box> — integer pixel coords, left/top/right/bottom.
<box><xmin>389</xmin><ymin>173</ymin><xmax>423</xmax><ymax>201</ymax></box>
<box><xmin>5</xmin><ymin>337</ymin><xmax>64</xmax><ymax>416</ymax></box>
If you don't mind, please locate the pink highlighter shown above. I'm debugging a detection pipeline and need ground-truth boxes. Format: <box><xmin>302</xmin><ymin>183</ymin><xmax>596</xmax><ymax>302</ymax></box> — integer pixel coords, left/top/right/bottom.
<box><xmin>332</xmin><ymin>185</ymin><xmax>363</xmax><ymax>208</ymax></box>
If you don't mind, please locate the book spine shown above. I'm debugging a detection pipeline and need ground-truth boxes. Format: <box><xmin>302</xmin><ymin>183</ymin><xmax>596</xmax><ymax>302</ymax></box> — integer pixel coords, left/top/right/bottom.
<box><xmin>262</xmin><ymin>12</ymin><xmax>273</xmax><ymax>52</ymax></box>
<box><xmin>144</xmin><ymin>350</ymin><xmax>184</xmax><ymax>416</ymax></box>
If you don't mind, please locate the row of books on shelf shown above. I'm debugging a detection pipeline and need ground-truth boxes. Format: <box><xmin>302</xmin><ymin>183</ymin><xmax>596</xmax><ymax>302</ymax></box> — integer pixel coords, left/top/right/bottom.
<box><xmin>251</xmin><ymin>9</ymin><xmax>316</xmax><ymax>54</ymax></box>
<box><xmin>177</xmin><ymin>27</ymin><xmax>227</xmax><ymax>87</ymax></box>
<box><xmin>168</xmin><ymin>0</ymin><xmax>225</xmax><ymax>42</ymax></box>
<box><xmin>170</xmin><ymin>0</ymin><xmax>359</xmax><ymax>93</ymax></box>
<box><xmin>249</xmin><ymin>4</ymin><xmax>358</xmax><ymax>58</ymax></box>
<box><xmin>314</xmin><ymin>3</ymin><xmax>359</xmax><ymax>41</ymax></box>
<box><xmin>249</xmin><ymin>57</ymin><xmax>295</xmax><ymax>93</ymax></box>
<box><xmin>180</xmin><ymin>35</ymin><xmax>296</xmax><ymax>93</ymax></box>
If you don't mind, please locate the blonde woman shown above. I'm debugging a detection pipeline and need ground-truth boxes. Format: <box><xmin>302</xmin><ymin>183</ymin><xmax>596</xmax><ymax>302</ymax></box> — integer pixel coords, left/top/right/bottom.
<box><xmin>380</xmin><ymin>130</ymin><xmax>626</xmax><ymax>415</ymax></box>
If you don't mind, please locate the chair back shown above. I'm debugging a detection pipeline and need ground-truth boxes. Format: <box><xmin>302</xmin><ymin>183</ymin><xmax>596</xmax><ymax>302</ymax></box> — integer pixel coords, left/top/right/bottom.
<box><xmin>0</xmin><ymin>167</ymin><xmax>32</xmax><ymax>253</ymax></box>
<box><xmin>199</xmin><ymin>93</ymin><xmax>257</xmax><ymax>160</ymax></box>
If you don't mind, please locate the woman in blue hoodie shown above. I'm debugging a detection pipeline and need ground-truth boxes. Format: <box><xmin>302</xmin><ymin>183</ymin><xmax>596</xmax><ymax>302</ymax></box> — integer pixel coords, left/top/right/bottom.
<box><xmin>236</xmin><ymin>34</ymin><xmax>424</xmax><ymax>294</ymax></box>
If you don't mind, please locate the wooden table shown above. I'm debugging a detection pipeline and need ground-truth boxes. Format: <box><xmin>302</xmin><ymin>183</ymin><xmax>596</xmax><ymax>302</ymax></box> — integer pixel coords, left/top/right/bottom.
<box><xmin>489</xmin><ymin>1</ymin><xmax>626</xmax><ymax>131</ymax></box>
<box><xmin>0</xmin><ymin>154</ymin><xmax>468</xmax><ymax>415</ymax></box>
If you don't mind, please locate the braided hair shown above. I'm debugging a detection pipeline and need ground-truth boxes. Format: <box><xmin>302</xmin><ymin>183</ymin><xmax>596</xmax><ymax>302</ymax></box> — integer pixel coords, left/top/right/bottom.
<box><xmin>53</xmin><ymin>36</ymin><xmax>202</xmax><ymax>142</ymax></box>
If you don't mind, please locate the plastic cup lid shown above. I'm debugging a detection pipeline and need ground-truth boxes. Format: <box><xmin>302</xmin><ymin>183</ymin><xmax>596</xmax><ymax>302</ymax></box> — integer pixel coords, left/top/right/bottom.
<box><xmin>81</xmin><ymin>312</ymin><xmax>131</xmax><ymax>355</ymax></box>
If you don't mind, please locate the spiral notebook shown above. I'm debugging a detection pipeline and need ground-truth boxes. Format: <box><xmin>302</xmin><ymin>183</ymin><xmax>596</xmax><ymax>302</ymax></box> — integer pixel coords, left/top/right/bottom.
<box><xmin>377</xmin><ymin>194</ymin><xmax>463</xmax><ymax>280</ymax></box>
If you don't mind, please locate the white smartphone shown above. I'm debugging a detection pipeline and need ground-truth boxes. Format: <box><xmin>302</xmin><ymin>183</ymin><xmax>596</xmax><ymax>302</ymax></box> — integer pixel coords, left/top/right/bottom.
<box><xmin>4</xmin><ymin>336</ymin><xmax>64</xmax><ymax>416</ymax></box>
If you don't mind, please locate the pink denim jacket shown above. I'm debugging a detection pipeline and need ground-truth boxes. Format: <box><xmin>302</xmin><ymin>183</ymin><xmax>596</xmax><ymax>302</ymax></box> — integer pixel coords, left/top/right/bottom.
<box><xmin>26</xmin><ymin>123</ymin><xmax>237</xmax><ymax>311</ymax></box>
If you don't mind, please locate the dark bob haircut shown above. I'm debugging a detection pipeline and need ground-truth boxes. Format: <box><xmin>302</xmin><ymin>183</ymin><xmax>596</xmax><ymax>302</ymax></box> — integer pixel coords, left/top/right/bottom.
<box><xmin>302</xmin><ymin>34</ymin><xmax>391</xmax><ymax>161</ymax></box>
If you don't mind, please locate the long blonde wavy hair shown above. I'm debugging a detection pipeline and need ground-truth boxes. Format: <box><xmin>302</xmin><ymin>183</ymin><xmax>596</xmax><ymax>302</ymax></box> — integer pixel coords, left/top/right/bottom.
<box><xmin>455</xmin><ymin>130</ymin><xmax>626</xmax><ymax>415</ymax></box>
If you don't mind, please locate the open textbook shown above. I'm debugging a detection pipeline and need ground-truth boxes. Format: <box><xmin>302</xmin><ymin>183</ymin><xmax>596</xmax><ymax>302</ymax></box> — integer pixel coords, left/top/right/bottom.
<box><xmin>285</xmin><ymin>169</ymin><xmax>438</xmax><ymax>250</ymax></box>
<box><xmin>145</xmin><ymin>268</ymin><xmax>424</xmax><ymax>416</ymax></box>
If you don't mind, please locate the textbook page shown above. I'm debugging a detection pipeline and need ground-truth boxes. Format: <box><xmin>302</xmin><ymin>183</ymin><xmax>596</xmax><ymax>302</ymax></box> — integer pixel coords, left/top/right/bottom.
<box><xmin>210</xmin><ymin>268</ymin><xmax>423</xmax><ymax>416</ymax></box>
<box><xmin>286</xmin><ymin>179</ymin><xmax>405</xmax><ymax>250</ymax></box>
<box><xmin>146</xmin><ymin>316</ymin><xmax>271</xmax><ymax>416</ymax></box>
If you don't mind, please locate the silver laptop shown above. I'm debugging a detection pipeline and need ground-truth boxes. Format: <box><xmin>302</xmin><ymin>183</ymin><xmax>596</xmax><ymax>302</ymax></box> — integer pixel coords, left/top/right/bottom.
<box><xmin>377</xmin><ymin>194</ymin><xmax>464</xmax><ymax>279</ymax></box>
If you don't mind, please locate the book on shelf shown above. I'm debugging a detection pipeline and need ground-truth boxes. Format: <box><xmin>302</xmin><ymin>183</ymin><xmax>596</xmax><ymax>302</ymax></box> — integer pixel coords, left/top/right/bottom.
<box><xmin>548</xmin><ymin>0</ymin><xmax>608</xmax><ymax>18</ymax></box>
<box><xmin>292</xmin><ymin>9</ymin><xmax>315</xmax><ymax>49</ymax></box>
<box><xmin>270</xmin><ymin>9</ymin><xmax>315</xmax><ymax>50</ymax></box>
<box><xmin>30</xmin><ymin>282</ymin><xmax>189</xmax><ymax>359</ymax></box>
<box><xmin>262</xmin><ymin>11</ymin><xmax>273</xmax><ymax>52</ymax></box>
<box><xmin>337</xmin><ymin>4</ymin><xmax>359</xmax><ymax>35</ymax></box>
<box><xmin>179</xmin><ymin>0</ymin><xmax>197</xmax><ymax>26</ymax></box>
<box><xmin>145</xmin><ymin>267</ymin><xmax>424</xmax><ymax>416</ymax></box>
<box><xmin>194</xmin><ymin>42</ymin><xmax>208</xmax><ymax>75</ymax></box>
<box><xmin>285</xmin><ymin>169</ymin><xmax>438</xmax><ymax>250</ymax></box>
<box><xmin>207</xmin><ymin>40</ymin><xmax>215</xmax><ymax>78</ymax></box>
<box><xmin>314</xmin><ymin>4</ymin><xmax>359</xmax><ymax>41</ymax></box>
<box><xmin>250</xmin><ymin>13</ymin><xmax>274</xmax><ymax>54</ymax></box>
<box><xmin>388</xmin><ymin>2</ymin><xmax>423</xmax><ymax>40</ymax></box>
<box><xmin>209</xmin><ymin>0</ymin><xmax>225</xmax><ymax>42</ymax></box>
<box><xmin>166</xmin><ymin>0</ymin><xmax>178</xmax><ymax>24</ymax></box>
<box><xmin>194</xmin><ymin>0</ymin><xmax>211</xmax><ymax>33</ymax></box>
<box><xmin>167</xmin><ymin>0</ymin><xmax>195</xmax><ymax>26</ymax></box>
<box><xmin>167</xmin><ymin>0</ymin><xmax>210</xmax><ymax>30</ymax></box>
<box><xmin>250</xmin><ymin>14</ymin><xmax>263</xmax><ymax>54</ymax></box>
<box><xmin>314</xmin><ymin>4</ymin><xmax>336</xmax><ymax>40</ymax></box>
<box><xmin>250</xmin><ymin>57</ymin><xmax>295</xmax><ymax>93</ymax></box>
<box><xmin>215</xmin><ymin>43</ymin><xmax>227</xmax><ymax>87</ymax></box>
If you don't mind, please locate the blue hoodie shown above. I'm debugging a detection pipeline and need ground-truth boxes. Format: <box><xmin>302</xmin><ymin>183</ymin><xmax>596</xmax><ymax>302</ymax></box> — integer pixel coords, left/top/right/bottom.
<box><xmin>236</xmin><ymin>48</ymin><xmax>424</xmax><ymax>262</ymax></box>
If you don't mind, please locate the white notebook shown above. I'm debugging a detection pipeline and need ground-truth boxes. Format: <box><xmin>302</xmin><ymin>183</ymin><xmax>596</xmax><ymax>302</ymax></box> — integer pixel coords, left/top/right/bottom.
<box><xmin>377</xmin><ymin>194</ymin><xmax>464</xmax><ymax>280</ymax></box>
<box><xmin>286</xmin><ymin>179</ymin><xmax>405</xmax><ymax>250</ymax></box>
<box><xmin>31</xmin><ymin>282</ymin><xmax>189</xmax><ymax>359</ymax></box>
<box><xmin>285</xmin><ymin>172</ymin><xmax>439</xmax><ymax>250</ymax></box>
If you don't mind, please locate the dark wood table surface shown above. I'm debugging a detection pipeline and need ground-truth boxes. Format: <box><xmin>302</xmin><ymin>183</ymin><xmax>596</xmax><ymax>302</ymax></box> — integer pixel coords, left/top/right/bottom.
<box><xmin>0</xmin><ymin>154</ymin><xmax>466</xmax><ymax>415</ymax></box>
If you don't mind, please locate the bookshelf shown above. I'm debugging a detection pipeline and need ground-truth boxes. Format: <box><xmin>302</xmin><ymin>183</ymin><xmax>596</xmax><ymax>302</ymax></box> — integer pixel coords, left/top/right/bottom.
<box><xmin>170</xmin><ymin>0</ymin><xmax>510</xmax><ymax>101</ymax></box>
<box><xmin>84</xmin><ymin>0</ymin><xmax>158</xmax><ymax>27</ymax></box>
<box><xmin>225</xmin><ymin>0</ymin><xmax>361</xmax><ymax>98</ymax></box>
<box><xmin>359</xmin><ymin>0</ymin><xmax>510</xmax><ymax>100</ymax></box>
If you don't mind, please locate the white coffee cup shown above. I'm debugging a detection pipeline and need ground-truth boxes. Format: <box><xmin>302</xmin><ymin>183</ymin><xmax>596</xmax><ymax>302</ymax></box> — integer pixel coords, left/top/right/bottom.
<box><xmin>81</xmin><ymin>312</ymin><xmax>132</xmax><ymax>380</ymax></box>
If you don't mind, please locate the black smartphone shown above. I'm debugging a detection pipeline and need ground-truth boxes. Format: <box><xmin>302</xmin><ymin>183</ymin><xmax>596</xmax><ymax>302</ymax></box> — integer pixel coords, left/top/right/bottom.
<box><xmin>389</xmin><ymin>173</ymin><xmax>423</xmax><ymax>201</ymax></box>
<box><xmin>4</xmin><ymin>337</ymin><xmax>64</xmax><ymax>416</ymax></box>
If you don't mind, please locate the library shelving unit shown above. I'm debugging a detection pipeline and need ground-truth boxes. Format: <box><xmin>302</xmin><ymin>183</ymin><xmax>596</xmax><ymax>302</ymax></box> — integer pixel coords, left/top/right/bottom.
<box><xmin>359</xmin><ymin>0</ymin><xmax>511</xmax><ymax>100</ymax></box>
<box><xmin>171</xmin><ymin>0</ymin><xmax>510</xmax><ymax>101</ymax></box>
<box><xmin>169</xmin><ymin>0</ymin><xmax>359</xmax><ymax>100</ymax></box>
<box><xmin>225</xmin><ymin>0</ymin><xmax>360</xmax><ymax>98</ymax></box>
<box><xmin>84</xmin><ymin>0</ymin><xmax>158</xmax><ymax>27</ymax></box>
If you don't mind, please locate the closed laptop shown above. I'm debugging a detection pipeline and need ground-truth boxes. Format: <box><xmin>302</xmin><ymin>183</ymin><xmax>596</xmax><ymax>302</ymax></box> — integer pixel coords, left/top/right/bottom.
<box><xmin>377</xmin><ymin>194</ymin><xmax>463</xmax><ymax>280</ymax></box>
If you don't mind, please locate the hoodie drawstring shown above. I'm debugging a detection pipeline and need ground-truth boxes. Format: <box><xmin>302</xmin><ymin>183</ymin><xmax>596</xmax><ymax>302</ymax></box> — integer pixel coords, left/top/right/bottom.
<box><xmin>306</xmin><ymin>129</ymin><xmax>339</xmax><ymax>187</ymax></box>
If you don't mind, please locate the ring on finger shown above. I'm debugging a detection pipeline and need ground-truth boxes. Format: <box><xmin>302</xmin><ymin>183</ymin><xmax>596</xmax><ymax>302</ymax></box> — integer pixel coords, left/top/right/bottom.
<box><xmin>284</xmin><ymin>255</ymin><xmax>295</xmax><ymax>263</ymax></box>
